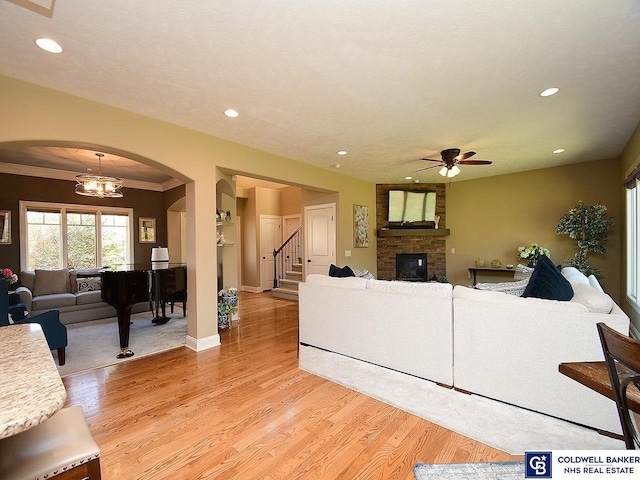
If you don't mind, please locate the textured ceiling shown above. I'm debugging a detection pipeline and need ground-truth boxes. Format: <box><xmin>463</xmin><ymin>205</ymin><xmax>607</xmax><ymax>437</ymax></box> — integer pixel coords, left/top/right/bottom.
<box><xmin>1</xmin><ymin>0</ymin><xmax>640</xmax><ymax>185</ymax></box>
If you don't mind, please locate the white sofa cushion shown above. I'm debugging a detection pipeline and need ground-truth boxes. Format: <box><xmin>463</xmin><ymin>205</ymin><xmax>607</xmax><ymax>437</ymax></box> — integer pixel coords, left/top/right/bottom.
<box><xmin>453</xmin><ymin>285</ymin><xmax>589</xmax><ymax>313</ymax></box>
<box><xmin>570</xmin><ymin>282</ymin><xmax>614</xmax><ymax>314</ymax></box>
<box><xmin>305</xmin><ymin>274</ymin><xmax>368</xmax><ymax>289</ymax></box>
<box><xmin>366</xmin><ymin>279</ymin><xmax>452</xmax><ymax>298</ymax></box>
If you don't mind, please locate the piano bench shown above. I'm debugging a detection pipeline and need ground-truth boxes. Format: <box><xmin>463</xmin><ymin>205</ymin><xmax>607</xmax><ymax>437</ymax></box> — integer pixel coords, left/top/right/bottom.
<box><xmin>0</xmin><ymin>406</ymin><xmax>101</xmax><ymax>480</ymax></box>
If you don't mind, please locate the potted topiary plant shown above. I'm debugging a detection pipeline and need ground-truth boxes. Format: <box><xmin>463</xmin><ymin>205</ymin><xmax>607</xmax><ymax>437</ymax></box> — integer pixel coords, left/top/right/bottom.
<box><xmin>555</xmin><ymin>201</ymin><xmax>614</xmax><ymax>278</ymax></box>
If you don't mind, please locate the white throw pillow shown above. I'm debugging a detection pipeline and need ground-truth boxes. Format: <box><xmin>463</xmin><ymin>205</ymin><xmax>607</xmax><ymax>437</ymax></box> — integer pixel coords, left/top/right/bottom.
<box><xmin>475</xmin><ymin>278</ymin><xmax>530</xmax><ymax>296</ymax></box>
<box><xmin>561</xmin><ymin>267</ymin><xmax>590</xmax><ymax>286</ymax></box>
<box><xmin>588</xmin><ymin>275</ymin><xmax>606</xmax><ymax>293</ymax></box>
<box><xmin>77</xmin><ymin>277</ymin><xmax>101</xmax><ymax>292</ymax></box>
<box><xmin>570</xmin><ymin>283</ymin><xmax>613</xmax><ymax>314</ymax></box>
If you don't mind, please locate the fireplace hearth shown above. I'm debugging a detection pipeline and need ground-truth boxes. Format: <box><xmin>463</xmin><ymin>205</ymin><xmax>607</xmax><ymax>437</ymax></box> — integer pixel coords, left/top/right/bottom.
<box><xmin>396</xmin><ymin>253</ymin><xmax>428</xmax><ymax>282</ymax></box>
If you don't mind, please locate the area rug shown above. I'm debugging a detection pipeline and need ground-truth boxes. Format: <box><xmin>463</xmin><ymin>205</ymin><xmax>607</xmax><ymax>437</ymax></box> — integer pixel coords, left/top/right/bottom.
<box><xmin>299</xmin><ymin>345</ymin><xmax>624</xmax><ymax>454</ymax></box>
<box><xmin>414</xmin><ymin>461</ymin><xmax>524</xmax><ymax>480</ymax></box>
<box><xmin>54</xmin><ymin>309</ymin><xmax>188</xmax><ymax>377</ymax></box>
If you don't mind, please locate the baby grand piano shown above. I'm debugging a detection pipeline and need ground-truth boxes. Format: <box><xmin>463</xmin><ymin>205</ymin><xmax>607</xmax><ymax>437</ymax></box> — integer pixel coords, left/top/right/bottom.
<box><xmin>101</xmin><ymin>263</ymin><xmax>187</xmax><ymax>358</ymax></box>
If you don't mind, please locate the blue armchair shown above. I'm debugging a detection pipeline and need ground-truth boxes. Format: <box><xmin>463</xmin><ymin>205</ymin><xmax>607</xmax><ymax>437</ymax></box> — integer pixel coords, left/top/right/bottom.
<box><xmin>1</xmin><ymin>280</ymin><xmax>68</xmax><ymax>365</ymax></box>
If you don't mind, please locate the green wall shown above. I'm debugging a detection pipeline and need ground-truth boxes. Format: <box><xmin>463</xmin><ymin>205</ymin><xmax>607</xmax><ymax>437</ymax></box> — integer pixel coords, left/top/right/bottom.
<box><xmin>447</xmin><ymin>158</ymin><xmax>623</xmax><ymax>302</ymax></box>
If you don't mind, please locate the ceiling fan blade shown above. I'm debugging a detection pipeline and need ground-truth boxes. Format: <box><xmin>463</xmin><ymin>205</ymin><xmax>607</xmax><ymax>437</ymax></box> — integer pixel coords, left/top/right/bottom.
<box><xmin>416</xmin><ymin>164</ymin><xmax>443</xmax><ymax>173</ymax></box>
<box><xmin>420</xmin><ymin>157</ymin><xmax>443</xmax><ymax>163</ymax></box>
<box><xmin>457</xmin><ymin>160</ymin><xmax>493</xmax><ymax>165</ymax></box>
<box><xmin>455</xmin><ymin>151</ymin><xmax>476</xmax><ymax>161</ymax></box>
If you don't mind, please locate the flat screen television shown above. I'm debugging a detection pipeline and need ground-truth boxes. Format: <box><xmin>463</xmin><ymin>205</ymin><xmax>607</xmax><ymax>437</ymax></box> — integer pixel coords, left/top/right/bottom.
<box><xmin>387</xmin><ymin>190</ymin><xmax>436</xmax><ymax>225</ymax></box>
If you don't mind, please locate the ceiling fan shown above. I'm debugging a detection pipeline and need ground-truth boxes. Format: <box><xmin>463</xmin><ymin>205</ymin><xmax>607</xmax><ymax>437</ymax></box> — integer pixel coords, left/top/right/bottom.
<box><xmin>416</xmin><ymin>148</ymin><xmax>492</xmax><ymax>178</ymax></box>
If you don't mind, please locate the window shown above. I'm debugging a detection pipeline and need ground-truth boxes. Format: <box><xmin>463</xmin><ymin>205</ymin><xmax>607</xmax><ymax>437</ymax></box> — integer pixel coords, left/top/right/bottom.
<box><xmin>628</xmin><ymin>182</ymin><xmax>640</xmax><ymax>309</ymax></box>
<box><xmin>20</xmin><ymin>201</ymin><xmax>134</xmax><ymax>271</ymax></box>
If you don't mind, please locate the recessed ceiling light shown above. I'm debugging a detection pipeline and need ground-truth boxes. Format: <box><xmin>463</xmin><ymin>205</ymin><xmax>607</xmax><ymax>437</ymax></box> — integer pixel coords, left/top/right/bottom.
<box><xmin>553</xmin><ymin>148</ymin><xmax>565</xmax><ymax>154</ymax></box>
<box><xmin>337</xmin><ymin>150</ymin><xmax>347</xmax><ymax>156</ymax></box>
<box><xmin>224</xmin><ymin>109</ymin><xmax>239</xmax><ymax>118</ymax></box>
<box><xmin>405</xmin><ymin>176</ymin><xmax>413</xmax><ymax>180</ymax></box>
<box><xmin>540</xmin><ymin>87</ymin><xmax>559</xmax><ymax>97</ymax></box>
<box><xmin>333</xmin><ymin>163</ymin><xmax>341</xmax><ymax>168</ymax></box>
<box><xmin>35</xmin><ymin>38</ymin><xmax>63</xmax><ymax>54</ymax></box>
<box><xmin>413</xmin><ymin>179</ymin><xmax>420</xmax><ymax>184</ymax></box>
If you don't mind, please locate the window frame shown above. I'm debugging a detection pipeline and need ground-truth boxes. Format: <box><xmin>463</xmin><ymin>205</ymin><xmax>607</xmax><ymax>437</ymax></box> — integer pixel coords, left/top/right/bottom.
<box><xmin>627</xmin><ymin>180</ymin><xmax>640</xmax><ymax>312</ymax></box>
<box><xmin>19</xmin><ymin>200</ymin><xmax>134</xmax><ymax>271</ymax></box>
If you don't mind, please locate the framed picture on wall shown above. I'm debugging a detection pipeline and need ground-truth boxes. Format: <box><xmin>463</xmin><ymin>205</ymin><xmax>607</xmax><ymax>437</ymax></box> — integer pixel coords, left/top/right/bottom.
<box><xmin>353</xmin><ymin>204</ymin><xmax>369</xmax><ymax>248</ymax></box>
<box><xmin>0</xmin><ymin>210</ymin><xmax>10</xmax><ymax>244</ymax></box>
<box><xmin>139</xmin><ymin>217</ymin><xmax>156</xmax><ymax>243</ymax></box>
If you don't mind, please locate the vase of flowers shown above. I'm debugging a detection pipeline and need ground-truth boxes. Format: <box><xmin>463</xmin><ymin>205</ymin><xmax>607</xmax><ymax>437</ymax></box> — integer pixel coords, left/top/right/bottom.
<box><xmin>516</xmin><ymin>244</ymin><xmax>550</xmax><ymax>267</ymax></box>
<box><xmin>1</xmin><ymin>268</ymin><xmax>18</xmax><ymax>287</ymax></box>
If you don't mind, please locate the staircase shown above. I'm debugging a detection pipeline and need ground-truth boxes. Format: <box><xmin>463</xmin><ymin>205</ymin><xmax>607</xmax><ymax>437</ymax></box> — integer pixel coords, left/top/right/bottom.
<box><xmin>272</xmin><ymin>260</ymin><xmax>302</xmax><ymax>301</ymax></box>
<box><xmin>272</xmin><ymin>225</ymin><xmax>303</xmax><ymax>301</ymax></box>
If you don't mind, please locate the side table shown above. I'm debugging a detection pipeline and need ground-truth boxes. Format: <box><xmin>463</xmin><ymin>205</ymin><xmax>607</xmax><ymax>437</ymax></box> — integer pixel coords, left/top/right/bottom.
<box><xmin>467</xmin><ymin>267</ymin><xmax>516</xmax><ymax>286</ymax></box>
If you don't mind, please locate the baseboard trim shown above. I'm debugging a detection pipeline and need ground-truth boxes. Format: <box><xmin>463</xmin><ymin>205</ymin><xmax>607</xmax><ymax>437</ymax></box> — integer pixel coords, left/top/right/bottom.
<box><xmin>241</xmin><ymin>285</ymin><xmax>263</xmax><ymax>293</ymax></box>
<box><xmin>185</xmin><ymin>333</ymin><xmax>221</xmax><ymax>352</ymax></box>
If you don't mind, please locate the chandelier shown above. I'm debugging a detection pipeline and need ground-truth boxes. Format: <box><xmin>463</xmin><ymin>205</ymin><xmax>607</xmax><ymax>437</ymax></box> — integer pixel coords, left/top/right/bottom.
<box><xmin>75</xmin><ymin>153</ymin><xmax>123</xmax><ymax>198</ymax></box>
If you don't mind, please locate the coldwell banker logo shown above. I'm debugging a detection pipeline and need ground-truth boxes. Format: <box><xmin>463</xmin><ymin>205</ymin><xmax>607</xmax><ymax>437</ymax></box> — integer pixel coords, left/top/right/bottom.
<box><xmin>526</xmin><ymin>452</ymin><xmax>552</xmax><ymax>478</ymax></box>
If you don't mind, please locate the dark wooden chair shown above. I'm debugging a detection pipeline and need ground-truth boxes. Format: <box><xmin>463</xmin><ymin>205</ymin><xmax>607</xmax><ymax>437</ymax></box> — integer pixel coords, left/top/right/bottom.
<box><xmin>597</xmin><ymin>322</ymin><xmax>640</xmax><ymax>449</ymax></box>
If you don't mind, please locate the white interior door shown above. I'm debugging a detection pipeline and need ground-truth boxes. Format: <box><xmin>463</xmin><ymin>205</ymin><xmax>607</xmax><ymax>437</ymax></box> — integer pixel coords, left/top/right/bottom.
<box><xmin>260</xmin><ymin>214</ymin><xmax>281</xmax><ymax>291</ymax></box>
<box><xmin>304</xmin><ymin>203</ymin><xmax>336</xmax><ymax>276</ymax></box>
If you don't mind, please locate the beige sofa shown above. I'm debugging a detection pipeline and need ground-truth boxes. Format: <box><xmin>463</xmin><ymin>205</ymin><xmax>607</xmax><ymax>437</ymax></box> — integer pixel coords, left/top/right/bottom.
<box><xmin>16</xmin><ymin>269</ymin><xmax>147</xmax><ymax>325</ymax></box>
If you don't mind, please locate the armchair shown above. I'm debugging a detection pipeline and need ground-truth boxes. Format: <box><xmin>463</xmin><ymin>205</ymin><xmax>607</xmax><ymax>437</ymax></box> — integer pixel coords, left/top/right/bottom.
<box><xmin>1</xmin><ymin>281</ymin><xmax>68</xmax><ymax>365</ymax></box>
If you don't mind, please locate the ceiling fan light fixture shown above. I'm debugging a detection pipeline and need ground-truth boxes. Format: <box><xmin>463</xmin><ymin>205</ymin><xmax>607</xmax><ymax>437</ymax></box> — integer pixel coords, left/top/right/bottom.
<box><xmin>439</xmin><ymin>165</ymin><xmax>460</xmax><ymax>178</ymax></box>
<box><xmin>75</xmin><ymin>153</ymin><xmax>123</xmax><ymax>198</ymax></box>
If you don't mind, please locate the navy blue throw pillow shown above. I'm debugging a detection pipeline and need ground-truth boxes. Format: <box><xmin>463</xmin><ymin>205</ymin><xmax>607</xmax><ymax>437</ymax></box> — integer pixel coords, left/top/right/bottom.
<box><xmin>329</xmin><ymin>264</ymin><xmax>355</xmax><ymax>278</ymax></box>
<box><xmin>522</xmin><ymin>255</ymin><xmax>574</xmax><ymax>301</ymax></box>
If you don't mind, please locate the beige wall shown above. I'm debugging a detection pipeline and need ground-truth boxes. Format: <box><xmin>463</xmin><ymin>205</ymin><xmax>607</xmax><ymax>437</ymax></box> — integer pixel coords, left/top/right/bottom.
<box><xmin>447</xmin><ymin>158</ymin><xmax>623</xmax><ymax>303</ymax></box>
<box><xmin>280</xmin><ymin>186</ymin><xmax>303</xmax><ymax>217</ymax></box>
<box><xmin>0</xmin><ymin>75</ymin><xmax>378</xmax><ymax>345</ymax></box>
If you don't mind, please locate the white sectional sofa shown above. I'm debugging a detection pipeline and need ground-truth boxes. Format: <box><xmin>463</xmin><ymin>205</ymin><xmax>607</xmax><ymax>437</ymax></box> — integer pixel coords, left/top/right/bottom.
<box><xmin>299</xmin><ymin>274</ymin><xmax>454</xmax><ymax>386</ymax></box>
<box><xmin>298</xmin><ymin>268</ymin><xmax>630</xmax><ymax>435</ymax></box>
<box><xmin>453</xmin><ymin>283</ymin><xmax>629</xmax><ymax>434</ymax></box>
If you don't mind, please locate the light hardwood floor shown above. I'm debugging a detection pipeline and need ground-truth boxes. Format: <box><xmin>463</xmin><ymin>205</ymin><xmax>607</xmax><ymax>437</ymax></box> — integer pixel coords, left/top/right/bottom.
<box><xmin>63</xmin><ymin>292</ymin><xmax>520</xmax><ymax>479</ymax></box>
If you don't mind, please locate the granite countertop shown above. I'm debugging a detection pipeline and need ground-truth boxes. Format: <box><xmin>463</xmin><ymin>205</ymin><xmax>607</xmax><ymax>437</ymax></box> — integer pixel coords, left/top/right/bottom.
<box><xmin>0</xmin><ymin>323</ymin><xmax>67</xmax><ymax>439</ymax></box>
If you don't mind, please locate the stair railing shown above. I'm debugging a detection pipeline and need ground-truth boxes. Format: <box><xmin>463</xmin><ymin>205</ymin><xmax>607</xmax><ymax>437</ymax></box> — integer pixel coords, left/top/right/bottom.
<box><xmin>273</xmin><ymin>225</ymin><xmax>302</xmax><ymax>289</ymax></box>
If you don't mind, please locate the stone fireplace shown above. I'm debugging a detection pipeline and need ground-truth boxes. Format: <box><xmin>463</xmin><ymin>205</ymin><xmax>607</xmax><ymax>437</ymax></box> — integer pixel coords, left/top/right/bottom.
<box><xmin>396</xmin><ymin>253</ymin><xmax>428</xmax><ymax>281</ymax></box>
<box><xmin>376</xmin><ymin>183</ymin><xmax>447</xmax><ymax>281</ymax></box>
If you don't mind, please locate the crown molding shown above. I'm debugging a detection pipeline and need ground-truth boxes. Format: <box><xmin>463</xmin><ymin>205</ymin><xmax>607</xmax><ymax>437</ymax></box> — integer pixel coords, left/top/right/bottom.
<box><xmin>0</xmin><ymin>162</ymin><xmax>177</xmax><ymax>192</ymax></box>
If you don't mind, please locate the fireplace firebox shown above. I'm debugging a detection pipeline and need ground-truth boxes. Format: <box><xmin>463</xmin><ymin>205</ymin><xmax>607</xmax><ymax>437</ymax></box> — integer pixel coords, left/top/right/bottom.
<box><xmin>396</xmin><ymin>253</ymin><xmax>428</xmax><ymax>282</ymax></box>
